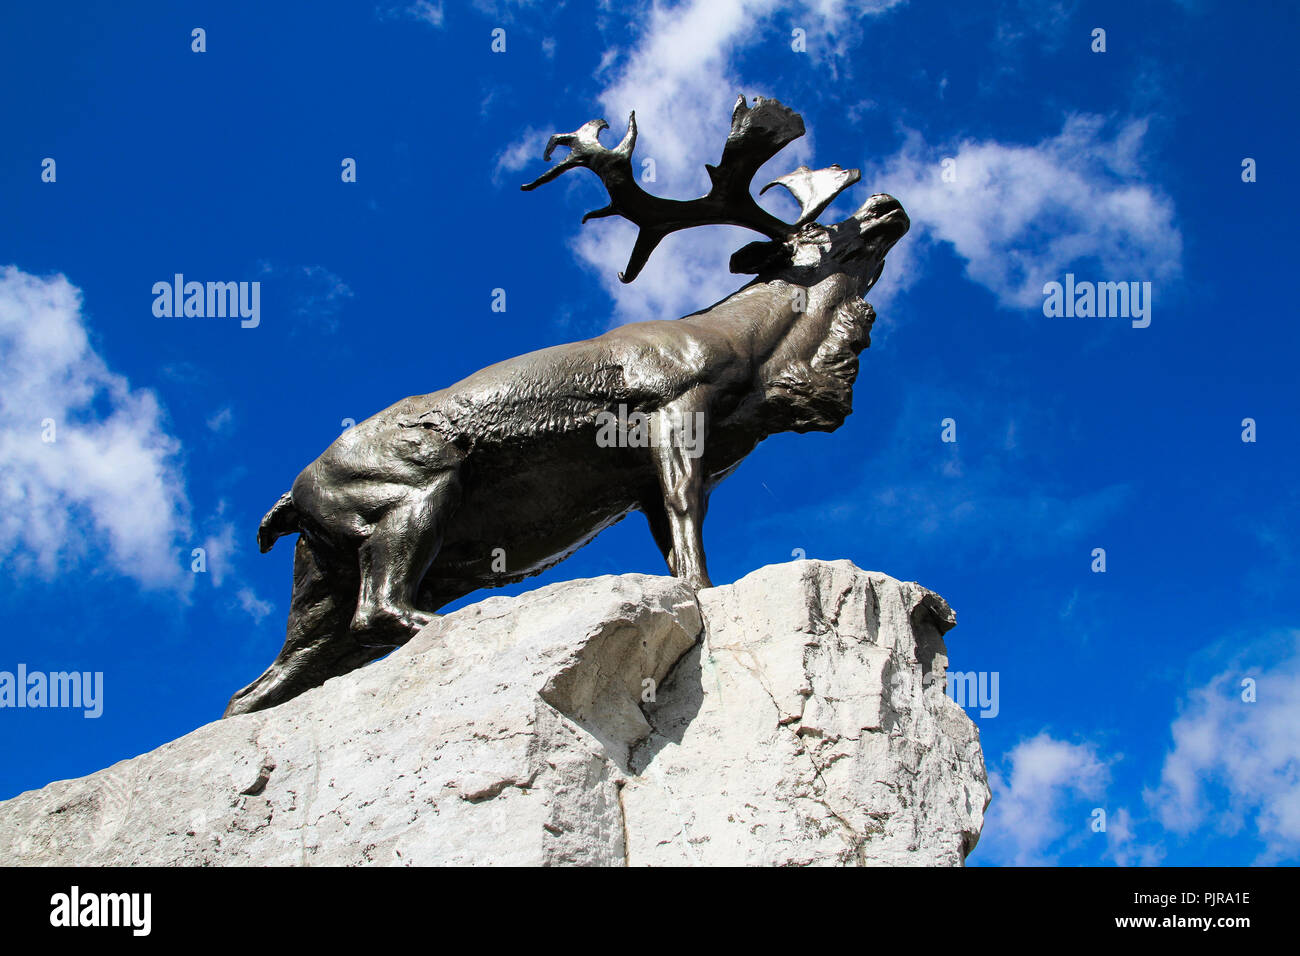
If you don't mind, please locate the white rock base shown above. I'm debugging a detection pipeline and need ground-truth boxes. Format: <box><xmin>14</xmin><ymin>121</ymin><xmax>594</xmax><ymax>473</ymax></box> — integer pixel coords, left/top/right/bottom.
<box><xmin>0</xmin><ymin>560</ymin><xmax>988</xmax><ymax>866</ymax></box>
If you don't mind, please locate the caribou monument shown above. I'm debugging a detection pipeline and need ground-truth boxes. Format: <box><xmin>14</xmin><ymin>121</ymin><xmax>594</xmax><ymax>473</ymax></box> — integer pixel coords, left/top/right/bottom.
<box><xmin>225</xmin><ymin>95</ymin><xmax>910</xmax><ymax>717</ymax></box>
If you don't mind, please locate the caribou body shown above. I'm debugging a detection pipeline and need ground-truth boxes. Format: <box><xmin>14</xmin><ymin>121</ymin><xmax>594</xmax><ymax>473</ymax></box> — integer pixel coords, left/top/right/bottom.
<box><xmin>225</xmin><ymin>96</ymin><xmax>908</xmax><ymax>716</ymax></box>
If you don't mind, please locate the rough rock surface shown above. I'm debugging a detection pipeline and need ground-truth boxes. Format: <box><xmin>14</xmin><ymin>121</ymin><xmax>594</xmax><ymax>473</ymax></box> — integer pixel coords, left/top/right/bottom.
<box><xmin>0</xmin><ymin>560</ymin><xmax>989</xmax><ymax>866</ymax></box>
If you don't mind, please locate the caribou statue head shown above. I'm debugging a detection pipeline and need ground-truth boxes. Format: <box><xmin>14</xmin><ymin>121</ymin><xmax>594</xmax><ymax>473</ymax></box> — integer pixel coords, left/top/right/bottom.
<box><xmin>224</xmin><ymin>95</ymin><xmax>910</xmax><ymax>717</ymax></box>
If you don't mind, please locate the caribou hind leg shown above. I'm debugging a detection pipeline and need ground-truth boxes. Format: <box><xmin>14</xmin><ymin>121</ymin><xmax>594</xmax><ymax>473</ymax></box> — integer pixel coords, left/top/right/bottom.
<box><xmin>349</xmin><ymin>469</ymin><xmax>461</xmax><ymax>647</ymax></box>
<box><xmin>225</xmin><ymin>470</ymin><xmax>464</xmax><ymax>717</ymax></box>
<box><xmin>223</xmin><ymin>535</ymin><xmax>378</xmax><ymax>716</ymax></box>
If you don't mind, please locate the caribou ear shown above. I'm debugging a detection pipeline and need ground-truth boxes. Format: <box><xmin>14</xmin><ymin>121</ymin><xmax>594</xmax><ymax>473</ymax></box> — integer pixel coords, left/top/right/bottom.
<box><xmin>729</xmin><ymin>239</ymin><xmax>791</xmax><ymax>275</ymax></box>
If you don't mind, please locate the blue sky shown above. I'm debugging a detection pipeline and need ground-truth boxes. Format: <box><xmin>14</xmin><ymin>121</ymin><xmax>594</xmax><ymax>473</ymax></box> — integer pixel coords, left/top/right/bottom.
<box><xmin>1</xmin><ymin>0</ymin><xmax>1297</xmax><ymax>866</ymax></box>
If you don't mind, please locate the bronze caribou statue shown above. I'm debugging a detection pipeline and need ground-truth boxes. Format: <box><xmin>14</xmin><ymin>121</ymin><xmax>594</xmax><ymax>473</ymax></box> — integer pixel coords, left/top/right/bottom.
<box><xmin>225</xmin><ymin>96</ymin><xmax>909</xmax><ymax>716</ymax></box>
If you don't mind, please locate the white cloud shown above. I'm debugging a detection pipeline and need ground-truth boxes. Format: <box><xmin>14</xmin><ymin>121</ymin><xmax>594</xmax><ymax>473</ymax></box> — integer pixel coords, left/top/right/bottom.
<box><xmin>1146</xmin><ymin>632</ymin><xmax>1300</xmax><ymax>863</ymax></box>
<box><xmin>0</xmin><ymin>265</ymin><xmax>191</xmax><ymax>589</ymax></box>
<box><xmin>870</xmin><ymin>115</ymin><xmax>1182</xmax><ymax>309</ymax></box>
<box><xmin>980</xmin><ymin>732</ymin><xmax>1110</xmax><ymax>865</ymax></box>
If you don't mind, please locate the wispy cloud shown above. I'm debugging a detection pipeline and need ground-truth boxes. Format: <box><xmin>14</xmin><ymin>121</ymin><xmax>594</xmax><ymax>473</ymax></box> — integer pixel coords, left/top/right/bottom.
<box><xmin>257</xmin><ymin>262</ymin><xmax>354</xmax><ymax>334</ymax></box>
<box><xmin>1146</xmin><ymin>631</ymin><xmax>1300</xmax><ymax>864</ymax></box>
<box><xmin>493</xmin><ymin>126</ymin><xmax>549</xmax><ymax>184</ymax></box>
<box><xmin>754</xmin><ymin>385</ymin><xmax>1134</xmax><ymax>561</ymax></box>
<box><xmin>979</xmin><ymin>732</ymin><xmax>1110</xmax><ymax>865</ymax></box>
<box><xmin>294</xmin><ymin>266</ymin><xmax>354</xmax><ymax>324</ymax></box>
<box><xmin>1104</xmin><ymin>806</ymin><xmax>1166</xmax><ymax>867</ymax></box>
<box><xmin>992</xmin><ymin>0</ymin><xmax>1076</xmax><ymax>59</ymax></box>
<box><xmin>379</xmin><ymin>1</ymin><xmax>445</xmax><ymax>29</ymax></box>
<box><xmin>200</xmin><ymin>521</ymin><xmax>234</xmax><ymax>589</ymax></box>
<box><xmin>206</xmin><ymin>406</ymin><xmax>234</xmax><ymax>435</ymax></box>
<box><xmin>199</xmin><ymin>503</ymin><xmax>275</xmax><ymax>624</ymax></box>
<box><xmin>408</xmin><ymin>1</ymin><xmax>444</xmax><ymax>27</ymax></box>
<box><xmin>236</xmin><ymin>587</ymin><xmax>274</xmax><ymax>625</ymax></box>
<box><xmin>869</xmin><ymin>114</ymin><xmax>1182</xmax><ymax>310</ymax></box>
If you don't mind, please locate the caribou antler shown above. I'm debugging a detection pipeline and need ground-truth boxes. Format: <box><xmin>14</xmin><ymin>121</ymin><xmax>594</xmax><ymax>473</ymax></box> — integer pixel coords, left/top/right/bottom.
<box><xmin>762</xmin><ymin>164</ymin><xmax>862</xmax><ymax>228</ymax></box>
<box><xmin>522</xmin><ymin>95</ymin><xmax>859</xmax><ymax>283</ymax></box>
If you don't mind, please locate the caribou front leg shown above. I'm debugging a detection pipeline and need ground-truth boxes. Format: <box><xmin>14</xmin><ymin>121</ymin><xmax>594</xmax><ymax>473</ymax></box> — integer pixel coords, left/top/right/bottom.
<box><xmin>650</xmin><ymin>391</ymin><xmax>712</xmax><ymax>590</ymax></box>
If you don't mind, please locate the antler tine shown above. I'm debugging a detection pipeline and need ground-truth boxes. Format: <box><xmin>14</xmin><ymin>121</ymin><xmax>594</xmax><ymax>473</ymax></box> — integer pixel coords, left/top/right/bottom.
<box><xmin>522</xmin><ymin>96</ymin><xmax>809</xmax><ymax>283</ymax></box>
<box><xmin>761</xmin><ymin>164</ymin><xmax>862</xmax><ymax>228</ymax></box>
<box><xmin>521</xmin><ymin>117</ymin><xmax>627</xmax><ymax>192</ymax></box>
